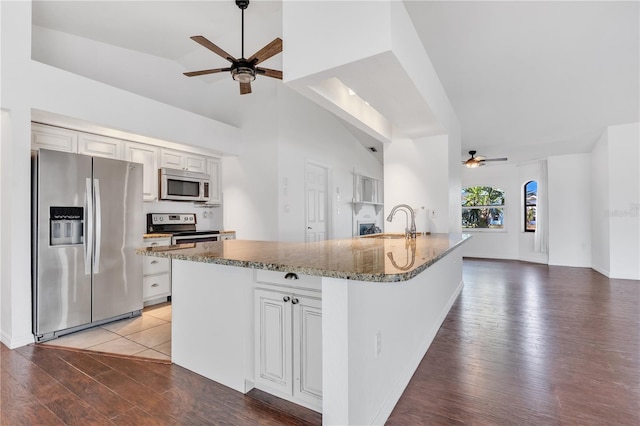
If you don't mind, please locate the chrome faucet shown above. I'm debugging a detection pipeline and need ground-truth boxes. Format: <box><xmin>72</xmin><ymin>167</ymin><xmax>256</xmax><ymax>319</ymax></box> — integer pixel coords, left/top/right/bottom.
<box><xmin>386</xmin><ymin>204</ymin><xmax>417</xmax><ymax>239</ymax></box>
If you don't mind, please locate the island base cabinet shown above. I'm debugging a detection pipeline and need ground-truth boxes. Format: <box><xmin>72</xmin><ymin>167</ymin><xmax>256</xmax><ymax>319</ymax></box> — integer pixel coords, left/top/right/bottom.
<box><xmin>254</xmin><ymin>287</ymin><xmax>323</xmax><ymax>413</ymax></box>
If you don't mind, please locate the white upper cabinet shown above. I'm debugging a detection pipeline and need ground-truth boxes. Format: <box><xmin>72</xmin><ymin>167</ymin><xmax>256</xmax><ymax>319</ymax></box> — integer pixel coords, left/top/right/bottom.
<box><xmin>31</xmin><ymin>123</ymin><xmax>78</xmax><ymax>153</ymax></box>
<box><xmin>160</xmin><ymin>148</ymin><xmax>207</xmax><ymax>173</ymax></box>
<box><xmin>78</xmin><ymin>133</ymin><xmax>122</xmax><ymax>159</ymax></box>
<box><xmin>208</xmin><ymin>157</ymin><xmax>221</xmax><ymax>204</ymax></box>
<box><xmin>125</xmin><ymin>141</ymin><xmax>159</xmax><ymax>201</ymax></box>
<box><xmin>31</xmin><ymin>123</ymin><xmax>221</xmax><ymax>204</ymax></box>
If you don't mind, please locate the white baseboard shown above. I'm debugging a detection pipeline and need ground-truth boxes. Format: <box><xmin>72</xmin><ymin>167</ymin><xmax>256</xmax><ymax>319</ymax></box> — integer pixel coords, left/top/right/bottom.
<box><xmin>1</xmin><ymin>329</ymin><xmax>35</xmax><ymax>349</ymax></box>
<box><xmin>371</xmin><ymin>278</ymin><xmax>464</xmax><ymax>425</ymax></box>
<box><xmin>518</xmin><ymin>255</ymin><xmax>548</xmax><ymax>264</ymax></box>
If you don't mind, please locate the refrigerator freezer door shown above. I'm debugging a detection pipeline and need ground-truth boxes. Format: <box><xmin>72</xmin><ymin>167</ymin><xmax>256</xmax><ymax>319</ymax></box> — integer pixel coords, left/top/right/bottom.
<box><xmin>91</xmin><ymin>157</ymin><xmax>143</xmax><ymax>322</ymax></box>
<box><xmin>35</xmin><ymin>150</ymin><xmax>92</xmax><ymax>336</ymax></box>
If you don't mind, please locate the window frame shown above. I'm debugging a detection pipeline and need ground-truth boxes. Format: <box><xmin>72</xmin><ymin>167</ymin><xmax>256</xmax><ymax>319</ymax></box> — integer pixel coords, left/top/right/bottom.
<box><xmin>524</xmin><ymin>180</ymin><xmax>537</xmax><ymax>233</ymax></box>
<box><xmin>461</xmin><ymin>186</ymin><xmax>506</xmax><ymax>232</ymax></box>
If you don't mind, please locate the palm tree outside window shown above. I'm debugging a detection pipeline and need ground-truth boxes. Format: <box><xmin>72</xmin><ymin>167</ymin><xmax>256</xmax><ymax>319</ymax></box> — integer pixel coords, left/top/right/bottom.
<box><xmin>461</xmin><ymin>186</ymin><xmax>505</xmax><ymax>229</ymax></box>
<box><xmin>524</xmin><ymin>181</ymin><xmax>537</xmax><ymax>232</ymax></box>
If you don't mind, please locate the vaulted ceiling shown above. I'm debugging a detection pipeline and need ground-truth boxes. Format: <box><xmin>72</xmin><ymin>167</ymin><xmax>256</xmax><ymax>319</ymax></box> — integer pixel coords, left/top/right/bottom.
<box><xmin>32</xmin><ymin>1</ymin><xmax>639</xmax><ymax>164</ymax></box>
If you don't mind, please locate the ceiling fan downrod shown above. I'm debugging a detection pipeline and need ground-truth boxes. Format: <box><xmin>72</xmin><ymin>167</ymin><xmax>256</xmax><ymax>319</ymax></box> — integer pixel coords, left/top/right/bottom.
<box><xmin>236</xmin><ymin>0</ymin><xmax>249</xmax><ymax>58</ymax></box>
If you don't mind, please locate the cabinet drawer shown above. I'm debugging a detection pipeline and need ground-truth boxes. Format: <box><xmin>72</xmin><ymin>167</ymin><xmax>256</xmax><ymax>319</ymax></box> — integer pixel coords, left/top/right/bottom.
<box><xmin>144</xmin><ymin>256</ymin><xmax>170</xmax><ymax>275</ymax></box>
<box><xmin>143</xmin><ymin>274</ymin><xmax>171</xmax><ymax>300</ymax></box>
<box><xmin>255</xmin><ymin>270</ymin><xmax>321</xmax><ymax>292</ymax></box>
<box><xmin>144</xmin><ymin>238</ymin><xmax>171</xmax><ymax>248</ymax></box>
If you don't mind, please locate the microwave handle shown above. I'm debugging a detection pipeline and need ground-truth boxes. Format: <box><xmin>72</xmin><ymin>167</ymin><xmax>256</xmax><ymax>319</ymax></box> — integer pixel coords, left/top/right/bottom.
<box><xmin>202</xmin><ymin>181</ymin><xmax>210</xmax><ymax>199</ymax></box>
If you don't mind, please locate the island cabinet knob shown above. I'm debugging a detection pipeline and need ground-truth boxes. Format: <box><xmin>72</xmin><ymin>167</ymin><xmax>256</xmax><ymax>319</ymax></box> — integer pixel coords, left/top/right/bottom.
<box><xmin>284</xmin><ymin>272</ymin><xmax>299</xmax><ymax>280</ymax></box>
<box><xmin>291</xmin><ymin>298</ymin><xmax>299</xmax><ymax>305</ymax></box>
<box><xmin>283</xmin><ymin>296</ymin><xmax>291</xmax><ymax>303</ymax></box>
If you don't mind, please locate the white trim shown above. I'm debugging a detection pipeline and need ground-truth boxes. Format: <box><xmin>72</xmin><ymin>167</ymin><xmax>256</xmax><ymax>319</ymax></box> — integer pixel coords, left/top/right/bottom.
<box><xmin>1</xmin><ymin>330</ymin><xmax>35</xmax><ymax>349</ymax></box>
<box><xmin>591</xmin><ymin>264</ymin><xmax>610</xmax><ymax>278</ymax></box>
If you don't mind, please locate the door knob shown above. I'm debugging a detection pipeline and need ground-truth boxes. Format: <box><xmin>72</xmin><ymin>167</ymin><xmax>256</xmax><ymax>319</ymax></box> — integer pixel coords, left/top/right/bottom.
<box><xmin>307</xmin><ymin>226</ymin><xmax>312</xmax><ymax>230</ymax></box>
<box><xmin>291</xmin><ymin>298</ymin><xmax>299</xmax><ymax>305</ymax></box>
<box><xmin>283</xmin><ymin>296</ymin><xmax>291</xmax><ymax>302</ymax></box>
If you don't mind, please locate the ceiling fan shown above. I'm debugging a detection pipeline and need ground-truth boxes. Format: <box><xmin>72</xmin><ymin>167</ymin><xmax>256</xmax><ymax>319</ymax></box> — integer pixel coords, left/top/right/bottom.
<box><xmin>183</xmin><ymin>0</ymin><xmax>282</xmax><ymax>95</ymax></box>
<box><xmin>463</xmin><ymin>150</ymin><xmax>508</xmax><ymax>168</ymax></box>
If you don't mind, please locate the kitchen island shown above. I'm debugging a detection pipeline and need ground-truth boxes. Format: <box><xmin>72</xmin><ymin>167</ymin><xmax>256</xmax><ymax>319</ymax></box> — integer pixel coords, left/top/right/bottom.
<box><xmin>138</xmin><ymin>233</ymin><xmax>470</xmax><ymax>425</ymax></box>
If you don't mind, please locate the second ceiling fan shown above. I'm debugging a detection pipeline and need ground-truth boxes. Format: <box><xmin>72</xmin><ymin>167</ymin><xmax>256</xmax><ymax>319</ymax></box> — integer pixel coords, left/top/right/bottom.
<box><xmin>183</xmin><ymin>0</ymin><xmax>282</xmax><ymax>95</ymax></box>
<box><xmin>463</xmin><ymin>150</ymin><xmax>508</xmax><ymax>168</ymax></box>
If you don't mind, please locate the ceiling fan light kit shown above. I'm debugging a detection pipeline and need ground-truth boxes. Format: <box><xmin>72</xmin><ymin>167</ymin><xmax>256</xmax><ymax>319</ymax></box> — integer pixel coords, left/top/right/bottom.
<box><xmin>183</xmin><ymin>0</ymin><xmax>282</xmax><ymax>95</ymax></box>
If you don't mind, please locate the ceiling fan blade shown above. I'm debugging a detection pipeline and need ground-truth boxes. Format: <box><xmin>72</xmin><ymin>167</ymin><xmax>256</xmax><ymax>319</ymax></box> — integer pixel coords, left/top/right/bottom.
<box><xmin>190</xmin><ymin>35</ymin><xmax>237</xmax><ymax>63</ymax></box>
<box><xmin>247</xmin><ymin>38</ymin><xmax>282</xmax><ymax>65</ymax></box>
<box><xmin>183</xmin><ymin>68</ymin><xmax>230</xmax><ymax>77</ymax></box>
<box><xmin>484</xmin><ymin>157</ymin><xmax>508</xmax><ymax>162</ymax></box>
<box><xmin>256</xmin><ymin>67</ymin><xmax>283</xmax><ymax>80</ymax></box>
<box><xmin>240</xmin><ymin>82</ymin><xmax>252</xmax><ymax>95</ymax></box>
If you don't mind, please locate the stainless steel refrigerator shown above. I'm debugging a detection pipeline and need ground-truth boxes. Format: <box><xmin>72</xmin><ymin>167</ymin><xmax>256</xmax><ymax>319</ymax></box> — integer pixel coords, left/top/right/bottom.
<box><xmin>31</xmin><ymin>149</ymin><xmax>144</xmax><ymax>342</ymax></box>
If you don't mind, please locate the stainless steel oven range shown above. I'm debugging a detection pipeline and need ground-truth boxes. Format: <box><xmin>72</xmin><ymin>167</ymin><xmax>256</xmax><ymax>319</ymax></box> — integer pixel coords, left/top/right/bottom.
<box><xmin>146</xmin><ymin>213</ymin><xmax>220</xmax><ymax>244</ymax></box>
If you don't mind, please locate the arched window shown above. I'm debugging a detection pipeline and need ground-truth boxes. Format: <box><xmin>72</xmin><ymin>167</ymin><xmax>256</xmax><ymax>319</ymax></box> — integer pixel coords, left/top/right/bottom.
<box><xmin>524</xmin><ymin>180</ymin><xmax>537</xmax><ymax>232</ymax></box>
<box><xmin>461</xmin><ymin>186</ymin><xmax>505</xmax><ymax>229</ymax></box>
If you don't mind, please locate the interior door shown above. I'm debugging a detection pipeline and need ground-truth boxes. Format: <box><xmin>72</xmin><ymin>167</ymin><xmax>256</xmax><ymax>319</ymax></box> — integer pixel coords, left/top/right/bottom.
<box><xmin>91</xmin><ymin>156</ymin><xmax>143</xmax><ymax>322</ymax></box>
<box><xmin>305</xmin><ymin>163</ymin><xmax>328</xmax><ymax>242</ymax></box>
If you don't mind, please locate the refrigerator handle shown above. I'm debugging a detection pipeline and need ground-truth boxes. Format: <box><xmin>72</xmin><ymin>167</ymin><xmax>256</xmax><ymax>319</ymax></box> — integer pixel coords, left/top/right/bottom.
<box><xmin>94</xmin><ymin>178</ymin><xmax>102</xmax><ymax>274</ymax></box>
<box><xmin>85</xmin><ymin>178</ymin><xmax>93</xmax><ymax>275</ymax></box>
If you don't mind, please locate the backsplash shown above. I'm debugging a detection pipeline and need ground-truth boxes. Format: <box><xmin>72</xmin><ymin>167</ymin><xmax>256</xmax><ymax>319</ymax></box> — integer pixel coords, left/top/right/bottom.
<box><xmin>143</xmin><ymin>201</ymin><xmax>223</xmax><ymax>231</ymax></box>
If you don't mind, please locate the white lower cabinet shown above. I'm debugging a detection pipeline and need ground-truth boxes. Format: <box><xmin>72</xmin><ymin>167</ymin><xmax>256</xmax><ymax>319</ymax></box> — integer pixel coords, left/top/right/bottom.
<box><xmin>143</xmin><ymin>238</ymin><xmax>171</xmax><ymax>304</ymax></box>
<box><xmin>254</xmin><ymin>283</ymin><xmax>322</xmax><ymax>412</ymax></box>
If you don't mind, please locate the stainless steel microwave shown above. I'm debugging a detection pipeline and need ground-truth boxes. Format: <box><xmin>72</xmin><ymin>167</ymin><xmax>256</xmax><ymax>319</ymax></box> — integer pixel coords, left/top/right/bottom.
<box><xmin>159</xmin><ymin>168</ymin><xmax>210</xmax><ymax>202</ymax></box>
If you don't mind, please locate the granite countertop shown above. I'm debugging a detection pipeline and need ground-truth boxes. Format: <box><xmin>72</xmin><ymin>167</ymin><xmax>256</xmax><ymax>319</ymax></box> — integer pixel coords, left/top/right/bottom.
<box><xmin>137</xmin><ymin>233</ymin><xmax>470</xmax><ymax>283</ymax></box>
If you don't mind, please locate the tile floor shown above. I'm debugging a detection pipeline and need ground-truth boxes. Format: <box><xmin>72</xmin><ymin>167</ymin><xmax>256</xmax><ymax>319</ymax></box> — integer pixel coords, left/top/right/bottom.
<box><xmin>41</xmin><ymin>303</ymin><xmax>172</xmax><ymax>362</ymax></box>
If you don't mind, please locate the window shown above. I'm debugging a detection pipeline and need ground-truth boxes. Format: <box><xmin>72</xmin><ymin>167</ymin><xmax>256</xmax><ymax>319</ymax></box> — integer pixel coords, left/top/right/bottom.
<box><xmin>524</xmin><ymin>180</ymin><xmax>537</xmax><ymax>232</ymax></box>
<box><xmin>461</xmin><ymin>186</ymin><xmax>505</xmax><ymax>229</ymax></box>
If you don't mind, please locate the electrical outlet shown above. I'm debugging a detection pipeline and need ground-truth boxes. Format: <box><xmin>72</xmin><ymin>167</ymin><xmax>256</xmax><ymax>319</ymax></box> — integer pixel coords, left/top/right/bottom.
<box><xmin>375</xmin><ymin>331</ymin><xmax>382</xmax><ymax>357</ymax></box>
<box><xmin>430</xmin><ymin>209</ymin><xmax>438</xmax><ymax>219</ymax></box>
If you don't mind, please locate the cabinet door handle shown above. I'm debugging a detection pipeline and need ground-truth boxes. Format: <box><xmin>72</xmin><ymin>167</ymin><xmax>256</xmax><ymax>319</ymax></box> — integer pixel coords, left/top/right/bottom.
<box><xmin>151</xmin><ymin>260</ymin><xmax>159</xmax><ymax>264</ymax></box>
<box><xmin>283</xmin><ymin>296</ymin><xmax>291</xmax><ymax>303</ymax></box>
<box><xmin>150</xmin><ymin>242</ymin><xmax>159</xmax><ymax>246</ymax></box>
<box><xmin>284</xmin><ymin>272</ymin><xmax>298</xmax><ymax>280</ymax></box>
<box><xmin>291</xmin><ymin>298</ymin><xmax>299</xmax><ymax>305</ymax></box>
<box><xmin>151</xmin><ymin>283</ymin><xmax>159</xmax><ymax>288</ymax></box>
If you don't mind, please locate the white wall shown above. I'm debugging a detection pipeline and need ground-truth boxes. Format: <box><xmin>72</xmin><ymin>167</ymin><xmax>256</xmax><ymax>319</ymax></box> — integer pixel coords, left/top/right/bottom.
<box><xmin>607</xmin><ymin>122</ymin><xmax>640</xmax><ymax>279</ymax></box>
<box><xmin>591</xmin><ymin>130</ymin><xmax>610</xmax><ymax>275</ymax></box>
<box><xmin>283</xmin><ymin>1</ymin><xmax>392</xmax><ymax>83</ymax></box>
<box><xmin>277</xmin><ymin>86</ymin><xmax>382</xmax><ymax>242</ymax></box>
<box><xmin>223</xmin><ymin>95</ymin><xmax>280</xmax><ymax>241</ymax></box>
<box><xmin>1</xmin><ymin>0</ymin><xmax>36</xmax><ymax>348</ymax></box>
<box><xmin>547</xmin><ymin>154</ymin><xmax>592</xmax><ymax>267</ymax></box>
<box><xmin>460</xmin><ymin>164</ymin><xmax>520</xmax><ymax>259</ymax></box>
<box><xmin>384</xmin><ymin>135</ymin><xmax>450</xmax><ymax>234</ymax></box>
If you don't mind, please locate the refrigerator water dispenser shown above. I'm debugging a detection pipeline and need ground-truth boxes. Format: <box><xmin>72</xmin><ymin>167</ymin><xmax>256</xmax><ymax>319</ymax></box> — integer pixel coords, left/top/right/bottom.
<box><xmin>50</xmin><ymin>206</ymin><xmax>83</xmax><ymax>246</ymax></box>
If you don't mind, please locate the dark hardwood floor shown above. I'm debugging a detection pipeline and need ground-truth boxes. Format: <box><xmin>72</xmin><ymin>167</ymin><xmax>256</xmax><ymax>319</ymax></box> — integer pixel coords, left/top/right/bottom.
<box><xmin>2</xmin><ymin>259</ymin><xmax>638</xmax><ymax>425</ymax></box>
